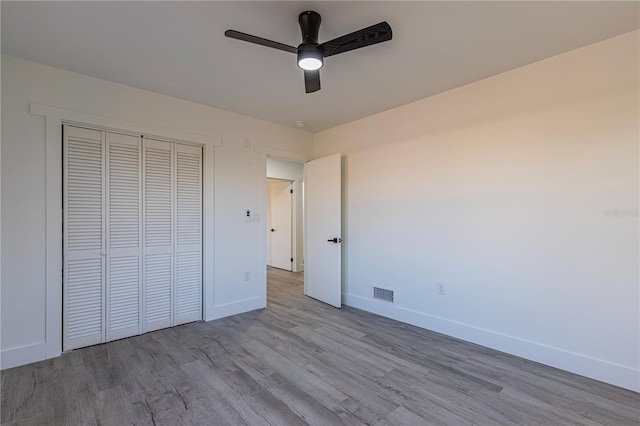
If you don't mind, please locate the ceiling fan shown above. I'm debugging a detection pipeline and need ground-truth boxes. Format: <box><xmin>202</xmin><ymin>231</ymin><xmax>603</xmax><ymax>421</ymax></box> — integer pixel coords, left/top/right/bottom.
<box><xmin>225</xmin><ymin>11</ymin><xmax>392</xmax><ymax>93</ymax></box>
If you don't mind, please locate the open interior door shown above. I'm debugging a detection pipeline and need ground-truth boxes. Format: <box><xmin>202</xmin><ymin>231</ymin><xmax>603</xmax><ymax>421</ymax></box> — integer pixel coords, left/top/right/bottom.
<box><xmin>304</xmin><ymin>154</ymin><xmax>341</xmax><ymax>308</ymax></box>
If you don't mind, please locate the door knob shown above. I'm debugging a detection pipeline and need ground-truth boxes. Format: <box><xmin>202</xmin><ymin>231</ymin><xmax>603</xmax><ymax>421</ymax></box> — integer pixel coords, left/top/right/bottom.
<box><xmin>270</xmin><ymin>229</ymin><xmax>275</xmax><ymax>232</ymax></box>
<box><xmin>327</xmin><ymin>238</ymin><xmax>342</xmax><ymax>243</ymax></box>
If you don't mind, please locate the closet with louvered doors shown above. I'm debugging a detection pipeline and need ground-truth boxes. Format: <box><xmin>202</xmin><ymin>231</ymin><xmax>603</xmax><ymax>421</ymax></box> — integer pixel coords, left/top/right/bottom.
<box><xmin>63</xmin><ymin>125</ymin><xmax>203</xmax><ymax>351</ymax></box>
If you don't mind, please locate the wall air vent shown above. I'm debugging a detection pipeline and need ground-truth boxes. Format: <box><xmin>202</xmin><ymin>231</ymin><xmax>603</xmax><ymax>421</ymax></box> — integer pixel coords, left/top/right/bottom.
<box><xmin>373</xmin><ymin>287</ymin><xmax>394</xmax><ymax>303</ymax></box>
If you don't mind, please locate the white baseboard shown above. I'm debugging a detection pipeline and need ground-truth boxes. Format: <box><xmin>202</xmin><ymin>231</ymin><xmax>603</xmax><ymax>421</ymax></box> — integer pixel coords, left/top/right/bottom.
<box><xmin>207</xmin><ymin>296</ymin><xmax>264</xmax><ymax>321</ymax></box>
<box><xmin>343</xmin><ymin>292</ymin><xmax>639</xmax><ymax>392</ymax></box>
<box><xmin>1</xmin><ymin>342</ymin><xmax>47</xmax><ymax>370</ymax></box>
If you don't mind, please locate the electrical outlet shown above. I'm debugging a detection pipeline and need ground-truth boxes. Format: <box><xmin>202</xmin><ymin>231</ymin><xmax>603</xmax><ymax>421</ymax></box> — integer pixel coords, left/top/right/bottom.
<box><xmin>244</xmin><ymin>272</ymin><xmax>251</xmax><ymax>281</ymax></box>
<box><xmin>437</xmin><ymin>283</ymin><xmax>445</xmax><ymax>296</ymax></box>
<box><xmin>244</xmin><ymin>209</ymin><xmax>251</xmax><ymax>222</ymax></box>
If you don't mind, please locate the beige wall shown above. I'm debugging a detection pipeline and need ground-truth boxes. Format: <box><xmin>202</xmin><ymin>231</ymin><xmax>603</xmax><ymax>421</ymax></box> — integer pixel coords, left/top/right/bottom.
<box><xmin>314</xmin><ymin>31</ymin><xmax>639</xmax><ymax>391</ymax></box>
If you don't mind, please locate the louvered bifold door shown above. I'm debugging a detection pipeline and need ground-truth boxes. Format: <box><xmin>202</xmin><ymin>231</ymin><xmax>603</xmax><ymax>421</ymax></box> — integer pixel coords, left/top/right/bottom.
<box><xmin>63</xmin><ymin>126</ymin><xmax>105</xmax><ymax>351</ymax></box>
<box><xmin>175</xmin><ymin>144</ymin><xmax>203</xmax><ymax>325</ymax></box>
<box><xmin>106</xmin><ymin>132</ymin><xmax>142</xmax><ymax>341</ymax></box>
<box><xmin>143</xmin><ymin>139</ymin><xmax>174</xmax><ymax>332</ymax></box>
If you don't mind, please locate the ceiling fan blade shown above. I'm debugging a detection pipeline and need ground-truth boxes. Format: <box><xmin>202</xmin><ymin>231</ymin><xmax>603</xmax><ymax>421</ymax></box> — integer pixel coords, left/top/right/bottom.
<box><xmin>304</xmin><ymin>70</ymin><xmax>321</xmax><ymax>93</ymax></box>
<box><xmin>320</xmin><ymin>22</ymin><xmax>392</xmax><ymax>57</ymax></box>
<box><xmin>224</xmin><ymin>30</ymin><xmax>297</xmax><ymax>54</ymax></box>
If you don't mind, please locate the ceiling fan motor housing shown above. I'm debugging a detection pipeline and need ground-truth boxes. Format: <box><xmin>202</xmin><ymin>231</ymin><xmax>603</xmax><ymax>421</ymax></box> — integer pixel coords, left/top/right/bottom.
<box><xmin>299</xmin><ymin>11</ymin><xmax>321</xmax><ymax>43</ymax></box>
<box><xmin>297</xmin><ymin>11</ymin><xmax>324</xmax><ymax>70</ymax></box>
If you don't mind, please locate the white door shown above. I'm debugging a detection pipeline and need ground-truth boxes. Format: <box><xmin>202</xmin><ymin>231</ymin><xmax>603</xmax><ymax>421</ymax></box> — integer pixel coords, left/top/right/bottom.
<box><xmin>105</xmin><ymin>132</ymin><xmax>142</xmax><ymax>341</ymax></box>
<box><xmin>143</xmin><ymin>139</ymin><xmax>174</xmax><ymax>332</ymax></box>
<box><xmin>174</xmin><ymin>144</ymin><xmax>203</xmax><ymax>325</ymax></box>
<box><xmin>63</xmin><ymin>126</ymin><xmax>105</xmax><ymax>351</ymax></box>
<box><xmin>64</xmin><ymin>128</ymin><xmax>144</xmax><ymax>349</ymax></box>
<box><xmin>268</xmin><ymin>179</ymin><xmax>293</xmax><ymax>270</ymax></box>
<box><xmin>143</xmin><ymin>140</ymin><xmax>203</xmax><ymax>328</ymax></box>
<box><xmin>304</xmin><ymin>154</ymin><xmax>342</xmax><ymax>308</ymax></box>
<box><xmin>63</xmin><ymin>124</ymin><xmax>203</xmax><ymax>351</ymax></box>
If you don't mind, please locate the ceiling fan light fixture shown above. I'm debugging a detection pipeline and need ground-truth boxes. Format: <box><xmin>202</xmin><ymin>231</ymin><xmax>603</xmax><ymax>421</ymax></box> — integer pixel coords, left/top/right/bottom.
<box><xmin>298</xmin><ymin>57</ymin><xmax>323</xmax><ymax>71</ymax></box>
<box><xmin>297</xmin><ymin>44</ymin><xmax>323</xmax><ymax>70</ymax></box>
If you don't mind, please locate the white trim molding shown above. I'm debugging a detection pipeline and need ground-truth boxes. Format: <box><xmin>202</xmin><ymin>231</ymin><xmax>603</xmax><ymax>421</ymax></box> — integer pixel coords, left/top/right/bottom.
<box><xmin>253</xmin><ymin>145</ymin><xmax>310</xmax><ymax>164</ymax></box>
<box><xmin>1</xmin><ymin>342</ymin><xmax>47</xmax><ymax>370</ymax></box>
<box><xmin>211</xmin><ymin>297</ymin><xmax>263</xmax><ymax>320</ymax></box>
<box><xmin>343</xmin><ymin>292</ymin><xmax>640</xmax><ymax>392</ymax></box>
<box><xmin>29</xmin><ymin>102</ymin><xmax>221</xmax><ymax>364</ymax></box>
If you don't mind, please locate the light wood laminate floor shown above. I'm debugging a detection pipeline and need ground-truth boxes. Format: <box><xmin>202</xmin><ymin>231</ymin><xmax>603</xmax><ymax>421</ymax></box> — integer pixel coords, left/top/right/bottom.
<box><xmin>2</xmin><ymin>267</ymin><xmax>639</xmax><ymax>425</ymax></box>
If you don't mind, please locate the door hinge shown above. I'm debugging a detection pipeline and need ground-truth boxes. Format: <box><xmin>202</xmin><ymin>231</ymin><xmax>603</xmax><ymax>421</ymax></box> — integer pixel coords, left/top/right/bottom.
<box><xmin>291</xmin><ymin>258</ymin><xmax>294</xmax><ymax>262</ymax></box>
<box><xmin>290</xmin><ymin>189</ymin><xmax>293</xmax><ymax>194</ymax></box>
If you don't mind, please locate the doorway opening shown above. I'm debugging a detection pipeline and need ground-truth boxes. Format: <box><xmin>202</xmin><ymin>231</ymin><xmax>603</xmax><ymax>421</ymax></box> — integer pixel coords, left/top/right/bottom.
<box><xmin>266</xmin><ymin>157</ymin><xmax>305</xmax><ymax>299</ymax></box>
<box><xmin>267</xmin><ymin>178</ymin><xmax>294</xmax><ymax>270</ymax></box>
<box><xmin>264</xmin><ymin>153</ymin><xmax>342</xmax><ymax>308</ymax></box>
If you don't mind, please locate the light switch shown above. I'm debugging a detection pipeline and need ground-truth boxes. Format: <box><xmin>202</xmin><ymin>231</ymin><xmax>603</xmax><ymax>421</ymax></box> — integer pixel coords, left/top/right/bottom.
<box><xmin>252</xmin><ymin>212</ymin><xmax>261</xmax><ymax>222</ymax></box>
<box><xmin>244</xmin><ymin>209</ymin><xmax>251</xmax><ymax>222</ymax></box>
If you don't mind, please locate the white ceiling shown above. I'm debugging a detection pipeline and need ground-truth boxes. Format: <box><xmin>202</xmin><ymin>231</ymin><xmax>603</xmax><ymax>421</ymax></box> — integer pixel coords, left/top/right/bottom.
<box><xmin>2</xmin><ymin>1</ymin><xmax>638</xmax><ymax>132</ymax></box>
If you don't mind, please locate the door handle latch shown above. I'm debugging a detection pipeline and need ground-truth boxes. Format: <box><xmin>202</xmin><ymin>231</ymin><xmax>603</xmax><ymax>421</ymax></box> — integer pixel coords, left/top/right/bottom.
<box><xmin>327</xmin><ymin>238</ymin><xmax>342</xmax><ymax>243</ymax></box>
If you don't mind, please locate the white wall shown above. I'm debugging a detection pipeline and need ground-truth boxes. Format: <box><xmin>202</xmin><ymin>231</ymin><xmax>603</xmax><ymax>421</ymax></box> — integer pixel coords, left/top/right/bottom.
<box><xmin>314</xmin><ymin>31</ymin><xmax>639</xmax><ymax>391</ymax></box>
<box><xmin>1</xmin><ymin>54</ymin><xmax>313</xmax><ymax>368</ymax></box>
<box><xmin>267</xmin><ymin>158</ymin><xmax>304</xmax><ymax>271</ymax></box>
<box><xmin>267</xmin><ymin>158</ymin><xmax>304</xmax><ymax>181</ymax></box>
